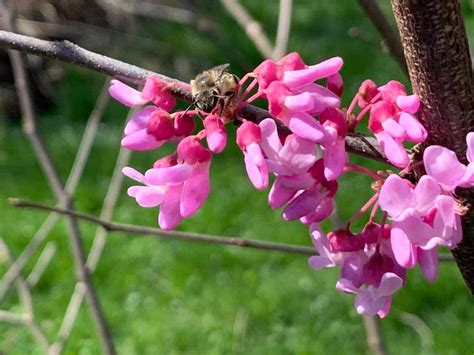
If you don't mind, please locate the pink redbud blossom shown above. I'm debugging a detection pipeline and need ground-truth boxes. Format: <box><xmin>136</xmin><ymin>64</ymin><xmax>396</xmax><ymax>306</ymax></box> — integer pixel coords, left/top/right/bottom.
<box><xmin>236</xmin><ymin>121</ymin><xmax>269</xmax><ymax>190</ymax></box>
<box><xmin>379</xmin><ymin>174</ymin><xmax>461</xmax><ymax>272</ymax></box>
<box><xmin>367</xmin><ymin>81</ymin><xmax>426</xmax><ymax>168</ymax></box>
<box><xmin>121</xmin><ymin>106</ymin><xmax>193</xmax><ymax>151</ymax></box>
<box><xmin>109</xmin><ymin>77</ymin><xmax>176</xmax><ymax>111</ymax></box>
<box><xmin>203</xmin><ymin>115</ymin><xmax>227</xmax><ymax>153</ymax></box>
<box><xmin>320</xmin><ymin>108</ymin><xmax>348</xmax><ymax>180</ymax></box>
<box><xmin>423</xmin><ymin>132</ymin><xmax>474</xmax><ymax>191</ymax></box>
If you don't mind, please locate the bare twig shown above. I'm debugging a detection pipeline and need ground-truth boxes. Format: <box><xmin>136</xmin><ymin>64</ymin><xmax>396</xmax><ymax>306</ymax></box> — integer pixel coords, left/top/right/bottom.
<box><xmin>8</xmin><ymin>198</ymin><xmax>455</xmax><ymax>262</ymax></box>
<box><xmin>356</xmin><ymin>0</ymin><xmax>407</xmax><ymax>74</ymax></box>
<box><xmin>0</xmin><ymin>239</ymin><xmax>50</xmax><ymax>351</ymax></box>
<box><xmin>273</xmin><ymin>0</ymin><xmax>293</xmax><ymax>59</ymax></box>
<box><xmin>0</xmin><ymin>30</ymin><xmax>388</xmax><ymax>163</ymax></box>
<box><xmin>220</xmin><ymin>0</ymin><xmax>274</xmax><ymax>58</ymax></box>
<box><xmin>26</xmin><ymin>242</ymin><xmax>56</xmax><ymax>288</ymax></box>
<box><xmin>397</xmin><ymin>311</ymin><xmax>434</xmax><ymax>354</ymax></box>
<box><xmin>0</xmin><ymin>81</ymin><xmax>109</xmax><ymax>300</ymax></box>
<box><xmin>53</xmin><ymin>125</ymin><xmax>132</xmax><ymax>353</ymax></box>
<box><xmin>4</xmin><ymin>7</ymin><xmax>115</xmax><ymax>352</ymax></box>
<box><xmin>362</xmin><ymin>316</ymin><xmax>386</xmax><ymax>355</ymax></box>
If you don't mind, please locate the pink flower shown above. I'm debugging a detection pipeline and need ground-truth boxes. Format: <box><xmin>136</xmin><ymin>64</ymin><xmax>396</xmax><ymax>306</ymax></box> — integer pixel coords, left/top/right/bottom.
<box><xmin>424</xmin><ymin>132</ymin><xmax>474</xmax><ymax>191</ymax></box>
<box><xmin>109</xmin><ymin>77</ymin><xmax>176</xmax><ymax>111</ymax></box>
<box><xmin>236</xmin><ymin>121</ymin><xmax>269</xmax><ymax>190</ymax></box>
<box><xmin>319</xmin><ymin>108</ymin><xmax>348</xmax><ymax>180</ymax></box>
<box><xmin>252</xmin><ymin>55</ymin><xmax>344</xmax><ymax>143</ymax></box>
<box><xmin>336</xmin><ymin>236</ymin><xmax>406</xmax><ymax>318</ymax></box>
<box><xmin>336</xmin><ymin>272</ymin><xmax>404</xmax><ymax>318</ymax></box>
<box><xmin>123</xmin><ymin>137</ymin><xmax>212</xmax><ymax>230</ymax></box>
<box><xmin>367</xmin><ymin>81</ymin><xmax>426</xmax><ymax>168</ymax></box>
<box><xmin>203</xmin><ymin>115</ymin><xmax>227</xmax><ymax>153</ymax></box>
<box><xmin>121</xmin><ymin>107</ymin><xmax>195</xmax><ymax>151</ymax></box>
<box><xmin>379</xmin><ymin>174</ymin><xmax>461</xmax><ymax>271</ymax></box>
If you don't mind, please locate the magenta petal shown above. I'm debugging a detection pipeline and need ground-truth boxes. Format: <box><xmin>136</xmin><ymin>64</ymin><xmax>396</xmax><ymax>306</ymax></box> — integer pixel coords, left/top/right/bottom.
<box><xmin>158</xmin><ymin>185</ymin><xmax>183</xmax><ymax>230</ymax></box>
<box><xmin>300</xmin><ymin>198</ymin><xmax>334</xmax><ymax>224</ymax></box>
<box><xmin>398</xmin><ymin>112</ymin><xmax>427</xmax><ymax>143</ymax></box>
<box><xmin>417</xmin><ymin>248</ymin><xmax>438</xmax><ymax>282</ymax></box>
<box><xmin>355</xmin><ymin>291</ymin><xmax>387</xmax><ymax>317</ymax></box>
<box><xmin>284</xmin><ymin>92</ymin><xmax>314</xmax><ymax>112</ymax></box>
<box><xmin>124</xmin><ymin>106</ymin><xmax>157</xmax><ymax>135</ymax></box>
<box><xmin>121</xmin><ymin>129</ymin><xmax>164</xmax><ymax>151</ymax></box>
<box><xmin>278</xmin><ymin>135</ymin><xmax>317</xmax><ymax>174</ymax></box>
<box><xmin>259</xmin><ymin>118</ymin><xmax>282</xmax><ymax>160</ymax></box>
<box><xmin>127</xmin><ymin>186</ymin><xmax>141</xmax><ymax>197</ymax></box>
<box><xmin>336</xmin><ymin>278</ymin><xmax>358</xmax><ymax>294</ymax></box>
<box><xmin>145</xmin><ymin>164</ymin><xmax>193</xmax><ymax>185</ymax></box>
<box><xmin>304</xmin><ymin>84</ymin><xmax>341</xmax><ymax>115</ymax></box>
<box><xmin>244</xmin><ymin>152</ymin><xmax>268</xmax><ymax>190</ymax></box>
<box><xmin>109</xmin><ymin>79</ymin><xmax>147</xmax><ymax>107</ymax></box>
<box><xmin>308</xmin><ymin>255</ymin><xmax>335</xmax><ymax>269</ymax></box>
<box><xmin>288</xmin><ymin>112</ymin><xmax>327</xmax><ymax>143</ymax></box>
<box><xmin>135</xmin><ymin>186</ymin><xmax>165</xmax><ymax>207</ymax></box>
<box><xmin>414</xmin><ymin>175</ymin><xmax>440</xmax><ymax>214</ymax></box>
<box><xmin>180</xmin><ymin>164</ymin><xmax>211</xmax><ymax>217</ymax></box>
<box><xmin>375</xmin><ymin>131</ymin><xmax>409</xmax><ymax>168</ymax></box>
<box><xmin>323</xmin><ymin>139</ymin><xmax>347</xmax><ymax>181</ymax></box>
<box><xmin>467</xmin><ymin>132</ymin><xmax>474</xmax><ymax>163</ymax></box>
<box><xmin>246</xmin><ymin>142</ymin><xmax>265</xmax><ymax>166</ymax></box>
<box><xmin>268</xmin><ymin>177</ymin><xmax>297</xmax><ymax>208</ymax></box>
<box><xmin>374</xmin><ymin>273</ymin><xmax>404</xmax><ymax>297</ymax></box>
<box><xmin>396</xmin><ymin>94</ymin><xmax>420</xmax><ymax>114</ymax></box>
<box><xmin>122</xmin><ymin>167</ymin><xmax>145</xmax><ymax>183</ymax></box>
<box><xmin>278</xmin><ymin>173</ymin><xmax>313</xmax><ymax>190</ymax></box>
<box><xmin>207</xmin><ymin>130</ymin><xmax>227</xmax><ymax>154</ymax></box>
<box><xmin>379</xmin><ymin>175</ymin><xmax>415</xmax><ymax>218</ymax></box>
<box><xmin>395</xmin><ymin>211</ymin><xmax>433</xmax><ymax>245</ymax></box>
<box><xmin>423</xmin><ymin>145</ymin><xmax>466</xmax><ymax>191</ymax></box>
<box><xmin>283</xmin><ymin>189</ymin><xmax>325</xmax><ymax>220</ymax></box>
<box><xmin>391</xmin><ymin>228</ymin><xmax>417</xmax><ymax>268</ymax></box>
<box><xmin>283</xmin><ymin>57</ymin><xmax>343</xmax><ymax>87</ymax></box>
<box><xmin>381</xmin><ymin>118</ymin><xmax>405</xmax><ymax>139</ymax></box>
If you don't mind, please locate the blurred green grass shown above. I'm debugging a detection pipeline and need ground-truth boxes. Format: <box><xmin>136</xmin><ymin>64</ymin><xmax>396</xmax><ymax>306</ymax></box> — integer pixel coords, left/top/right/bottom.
<box><xmin>1</xmin><ymin>1</ymin><xmax>474</xmax><ymax>354</ymax></box>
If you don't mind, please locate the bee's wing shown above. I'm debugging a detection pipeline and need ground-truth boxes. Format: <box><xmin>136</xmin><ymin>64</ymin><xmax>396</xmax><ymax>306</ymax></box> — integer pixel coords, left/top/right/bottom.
<box><xmin>211</xmin><ymin>64</ymin><xmax>230</xmax><ymax>76</ymax></box>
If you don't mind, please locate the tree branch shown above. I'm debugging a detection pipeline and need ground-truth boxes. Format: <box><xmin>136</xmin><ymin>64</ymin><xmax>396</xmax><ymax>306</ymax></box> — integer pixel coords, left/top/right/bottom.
<box><xmin>0</xmin><ymin>29</ymin><xmax>390</xmax><ymax>164</ymax></box>
<box><xmin>391</xmin><ymin>0</ymin><xmax>474</xmax><ymax>292</ymax></box>
<box><xmin>3</xmin><ymin>7</ymin><xmax>116</xmax><ymax>352</ymax></box>
<box><xmin>0</xmin><ymin>80</ymin><xmax>110</xmax><ymax>301</ymax></box>
<box><xmin>8</xmin><ymin>198</ymin><xmax>455</xmax><ymax>262</ymax></box>
<box><xmin>273</xmin><ymin>0</ymin><xmax>293</xmax><ymax>59</ymax></box>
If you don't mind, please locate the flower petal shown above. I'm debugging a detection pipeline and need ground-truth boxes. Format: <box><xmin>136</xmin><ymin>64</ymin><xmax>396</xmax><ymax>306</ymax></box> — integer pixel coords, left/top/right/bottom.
<box><xmin>158</xmin><ymin>185</ymin><xmax>183</xmax><ymax>230</ymax></box>
<box><xmin>390</xmin><ymin>228</ymin><xmax>417</xmax><ymax>268</ymax></box>
<box><xmin>424</xmin><ymin>145</ymin><xmax>466</xmax><ymax>191</ymax></box>
<box><xmin>109</xmin><ymin>79</ymin><xmax>147</xmax><ymax>107</ymax></box>
<box><xmin>145</xmin><ymin>164</ymin><xmax>193</xmax><ymax>185</ymax></box>
<box><xmin>259</xmin><ymin>118</ymin><xmax>282</xmax><ymax>161</ymax></box>
<box><xmin>288</xmin><ymin>112</ymin><xmax>327</xmax><ymax>143</ymax></box>
<box><xmin>278</xmin><ymin>135</ymin><xmax>317</xmax><ymax>174</ymax></box>
<box><xmin>414</xmin><ymin>175</ymin><xmax>440</xmax><ymax>214</ymax></box>
<box><xmin>282</xmin><ymin>57</ymin><xmax>343</xmax><ymax>88</ymax></box>
<box><xmin>180</xmin><ymin>163</ymin><xmax>211</xmax><ymax>217</ymax></box>
<box><xmin>121</xmin><ymin>129</ymin><xmax>164</xmax><ymax>151</ymax></box>
<box><xmin>124</xmin><ymin>106</ymin><xmax>157</xmax><ymax>135</ymax></box>
<box><xmin>379</xmin><ymin>175</ymin><xmax>415</xmax><ymax>218</ymax></box>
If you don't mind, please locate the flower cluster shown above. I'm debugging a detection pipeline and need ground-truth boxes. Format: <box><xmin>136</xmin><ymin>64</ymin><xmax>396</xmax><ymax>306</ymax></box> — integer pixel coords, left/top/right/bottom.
<box><xmin>109</xmin><ymin>52</ymin><xmax>470</xmax><ymax>318</ymax></box>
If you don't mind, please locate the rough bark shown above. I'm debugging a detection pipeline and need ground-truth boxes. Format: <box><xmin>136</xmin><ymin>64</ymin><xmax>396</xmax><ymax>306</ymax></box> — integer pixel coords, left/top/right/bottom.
<box><xmin>391</xmin><ymin>0</ymin><xmax>474</xmax><ymax>292</ymax></box>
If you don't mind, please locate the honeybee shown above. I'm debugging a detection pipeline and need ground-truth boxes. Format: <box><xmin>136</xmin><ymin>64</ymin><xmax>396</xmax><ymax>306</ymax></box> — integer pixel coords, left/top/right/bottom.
<box><xmin>190</xmin><ymin>64</ymin><xmax>240</xmax><ymax>120</ymax></box>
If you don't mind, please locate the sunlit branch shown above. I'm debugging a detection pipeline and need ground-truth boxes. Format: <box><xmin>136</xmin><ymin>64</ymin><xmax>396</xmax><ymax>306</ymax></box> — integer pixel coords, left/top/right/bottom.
<box><xmin>9</xmin><ymin>198</ymin><xmax>455</xmax><ymax>262</ymax></box>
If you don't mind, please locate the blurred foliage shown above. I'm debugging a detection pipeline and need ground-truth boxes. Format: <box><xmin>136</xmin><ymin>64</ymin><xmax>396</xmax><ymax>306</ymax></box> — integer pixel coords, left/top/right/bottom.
<box><xmin>1</xmin><ymin>1</ymin><xmax>474</xmax><ymax>354</ymax></box>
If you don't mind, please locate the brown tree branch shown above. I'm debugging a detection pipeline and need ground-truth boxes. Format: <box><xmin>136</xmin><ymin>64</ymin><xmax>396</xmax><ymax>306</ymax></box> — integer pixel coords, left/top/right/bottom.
<box><xmin>357</xmin><ymin>0</ymin><xmax>407</xmax><ymax>74</ymax></box>
<box><xmin>0</xmin><ymin>81</ymin><xmax>109</xmax><ymax>301</ymax></box>
<box><xmin>52</xmin><ymin>119</ymin><xmax>132</xmax><ymax>354</ymax></box>
<box><xmin>2</xmin><ymin>7</ymin><xmax>116</xmax><ymax>352</ymax></box>
<box><xmin>8</xmin><ymin>198</ymin><xmax>455</xmax><ymax>262</ymax></box>
<box><xmin>390</xmin><ymin>0</ymin><xmax>474</xmax><ymax>292</ymax></box>
<box><xmin>0</xmin><ymin>29</ymin><xmax>390</xmax><ymax>164</ymax></box>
